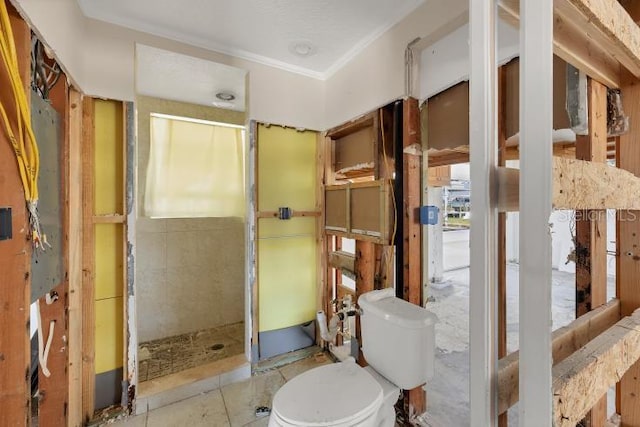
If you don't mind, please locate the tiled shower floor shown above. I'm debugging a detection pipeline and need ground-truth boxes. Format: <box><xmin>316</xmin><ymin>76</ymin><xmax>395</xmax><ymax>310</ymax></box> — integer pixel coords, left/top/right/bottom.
<box><xmin>138</xmin><ymin>322</ymin><xmax>245</xmax><ymax>382</ymax></box>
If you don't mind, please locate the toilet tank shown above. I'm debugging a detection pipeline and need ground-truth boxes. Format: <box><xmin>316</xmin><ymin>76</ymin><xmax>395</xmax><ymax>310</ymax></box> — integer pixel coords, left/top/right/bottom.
<box><xmin>358</xmin><ymin>288</ymin><xmax>437</xmax><ymax>390</ymax></box>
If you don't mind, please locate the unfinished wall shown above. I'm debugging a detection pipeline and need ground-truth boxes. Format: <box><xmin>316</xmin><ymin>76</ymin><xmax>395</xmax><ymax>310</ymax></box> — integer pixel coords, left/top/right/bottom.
<box><xmin>136</xmin><ymin>96</ymin><xmax>245</xmax><ymax>343</ymax></box>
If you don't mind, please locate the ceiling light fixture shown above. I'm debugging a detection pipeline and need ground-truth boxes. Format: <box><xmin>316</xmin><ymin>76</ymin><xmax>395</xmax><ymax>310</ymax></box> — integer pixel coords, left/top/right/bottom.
<box><xmin>215</xmin><ymin>92</ymin><xmax>236</xmax><ymax>101</ymax></box>
<box><xmin>289</xmin><ymin>40</ymin><xmax>317</xmax><ymax>57</ymax></box>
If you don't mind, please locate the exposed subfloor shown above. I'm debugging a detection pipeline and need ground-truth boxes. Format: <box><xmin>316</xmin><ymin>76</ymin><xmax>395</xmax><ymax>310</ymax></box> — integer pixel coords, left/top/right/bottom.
<box><xmin>425</xmin><ymin>264</ymin><xmax>616</xmax><ymax>426</ymax></box>
<box><xmin>104</xmin><ymin>352</ymin><xmax>331</xmax><ymax>427</ymax></box>
<box><xmin>138</xmin><ymin>322</ymin><xmax>245</xmax><ymax>382</ymax></box>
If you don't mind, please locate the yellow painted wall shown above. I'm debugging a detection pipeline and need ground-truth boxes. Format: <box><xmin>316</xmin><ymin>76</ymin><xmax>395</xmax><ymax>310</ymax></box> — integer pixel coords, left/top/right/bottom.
<box><xmin>94</xmin><ymin>100</ymin><xmax>124</xmax><ymax>374</ymax></box>
<box><xmin>257</xmin><ymin>125</ymin><xmax>318</xmax><ymax>332</ymax></box>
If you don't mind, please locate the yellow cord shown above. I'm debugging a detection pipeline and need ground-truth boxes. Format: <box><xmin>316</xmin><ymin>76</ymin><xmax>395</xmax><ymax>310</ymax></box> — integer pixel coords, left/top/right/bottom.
<box><xmin>0</xmin><ymin>0</ymin><xmax>43</xmax><ymax>248</ymax></box>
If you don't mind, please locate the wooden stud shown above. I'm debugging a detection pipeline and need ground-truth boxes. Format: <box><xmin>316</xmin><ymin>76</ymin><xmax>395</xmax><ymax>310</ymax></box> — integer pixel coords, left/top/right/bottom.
<box><xmin>0</xmin><ymin>4</ymin><xmax>31</xmax><ymax>425</ymax></box>
<box><xmin>553</xmin><ymin>310</ymin><xmax>640</xmax><ymax>427</ymax></box>
<box><xmin>81</xmin><ymin>96</ymin><xmax>96</xmax><ymax>423</ymax></box>
<box><xmin>67</xmin><ymin>88</ymin><xmax>84</xmax><ymax>427</ymax></box>
<box><xmin>37</xmin><ymin>67</ymin><xmax>70</xmax><ymax>427</ymax></box>
<box><xmin>354</xmin><ymin>240</ymin><xmax>374</xmax><ymax>366</ymax></box>
<box><xmin>497</xmin><ymin>64</ymin><xmax>508</xmax><ymax>427</ymax></box>
<box><xmin>498</xmin><ymin>298</ymin><xmax>621</xmax><ymax>414</ymax></box>
<box><xmin>617</xmin><ymin>68</ymin><xmax>640</xmax><ymax>426</ymax></box>
<box><xmin>402</xmin><ymin>98</ymin><xmax>425</xmax><ymax>416</ymax></box>
<box><xmin>575</xmin><ymin>78</ymin><xmax>608</xmax><ymax>427</ymax></box>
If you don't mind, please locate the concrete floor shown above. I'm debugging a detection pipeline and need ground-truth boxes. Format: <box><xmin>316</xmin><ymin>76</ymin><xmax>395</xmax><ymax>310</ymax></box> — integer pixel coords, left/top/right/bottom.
<box><xmin>104</xmin><ymin>353</ymin><xmax>331</xmax><ymax>427</ymax></box>
<box><xmin>424</xmin><ymin>264</ymin><xmax>616</xmax><ymax>426</ymax></box>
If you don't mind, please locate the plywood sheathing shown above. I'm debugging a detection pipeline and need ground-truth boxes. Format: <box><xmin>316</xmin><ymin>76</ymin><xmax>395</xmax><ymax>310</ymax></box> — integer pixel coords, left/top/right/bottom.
<box><xmin>497</xmin><ymin>156</ymin><xmax>640</xmax><ymax>211</ymax></box>
<box><xmin>498</xmin><ymin>298</ymin><xmax>621</xmax><ymax>415</ymax></box>
<box><xmin>0</xmin><ymin>4</ymin><xmax>31</xmax><ymax>425</ymax></box>
<box><xmin>553</xmin><ymin>309</ymin><xmax>640</xmax><ymax>427</ymax></box>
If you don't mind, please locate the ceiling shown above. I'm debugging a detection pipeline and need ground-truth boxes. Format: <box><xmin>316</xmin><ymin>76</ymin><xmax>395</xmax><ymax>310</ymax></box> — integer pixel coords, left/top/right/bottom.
<box><xmin>78</xmin><ymin>0</ymin><xmax>425</xmax><ymax>79</ymax></box>
<box><xmin>135</xmin><ymin>44</ymin><xmax>247</xmax><ymax>111</ymax></box>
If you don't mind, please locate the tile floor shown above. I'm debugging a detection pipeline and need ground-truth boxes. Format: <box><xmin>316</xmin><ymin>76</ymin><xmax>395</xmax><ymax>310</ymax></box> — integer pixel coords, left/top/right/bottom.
<box><xmin>105</xmin><ymin>352</ymin><xmax>331</xmax><ymax>427</ymax></box>
<box><xmin>138</xmin><ymin>322</ymin><xmax>245</xmax><ymax>382</ymax></box>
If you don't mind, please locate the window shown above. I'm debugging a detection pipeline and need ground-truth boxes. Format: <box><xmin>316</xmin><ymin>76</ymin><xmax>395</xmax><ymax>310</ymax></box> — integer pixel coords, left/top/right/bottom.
<box><xmin>144</xmin><ymin>113</ymin><xmax>245</xmax><ymax>218</ymax></box>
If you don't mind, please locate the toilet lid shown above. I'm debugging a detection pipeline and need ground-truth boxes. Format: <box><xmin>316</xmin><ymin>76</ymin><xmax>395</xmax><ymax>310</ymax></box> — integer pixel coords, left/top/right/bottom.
<box><xmin>272</xmin><ymin>362</ymin><xmax>383</xmax><ymax>426</ymax></box>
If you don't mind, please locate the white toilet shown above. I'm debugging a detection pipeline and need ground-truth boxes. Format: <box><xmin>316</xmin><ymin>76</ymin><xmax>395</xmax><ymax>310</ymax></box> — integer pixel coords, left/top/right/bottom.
<box><xmin>268</xmin><ymin>288</ymin><xmax>438</xmax><ymax>427</ymax></box>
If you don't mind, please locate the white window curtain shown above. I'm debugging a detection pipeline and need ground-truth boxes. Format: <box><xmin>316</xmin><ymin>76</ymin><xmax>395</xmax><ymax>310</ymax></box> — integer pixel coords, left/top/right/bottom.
<box><xmin>144</xmin><ymin>114</ymin><xmax>245</xmax><ymax>218</ymax></box>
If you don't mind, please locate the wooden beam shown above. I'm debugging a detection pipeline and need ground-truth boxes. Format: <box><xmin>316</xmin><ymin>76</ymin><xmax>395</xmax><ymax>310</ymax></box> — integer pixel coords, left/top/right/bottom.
<box><xmin>38</xmin><ymin>66</ymin><xmax>70</xmax><ymax>427</ymax></box>
<box><xmin>498</xmin><ymin>157</ymin><xmax>640</xmax><ymax>211</ymax></box>
<box><xmin>498</xmin><ymin>0</ymin><xmax>625</xmax><ymax>88</ymax></box>
<box><xmin>0</xmin><ymin>4</ymin><xmax>31</xmax><ymax>425</ymax></box>
<box><xmin>617</xmin><ymin>68</ymin><xmax>640</xmax><ymax>426</ymax></box>
<box><xmin>354</xmin><ymin>240</ymin><xmax>374</xmax><ymax>367</ymax></box>
<box><xmin>81</xmin><ymin>97</ymin><xmax>96</xmax><ymax>423</ymax></box>
<box><xmin>328</xmin><ymin>251</ymin><xmax>355</xmax><ymax>275</ymax></box>
<box><xmin>498</xmin><ymin>298</ymin><xmax>620</xmax><ymax>414</ymax></box>
<box><xmin>575</xmin><ymin>78</ymin><xmax>608</xmax><ymax>427</ymax></box>
<box><xmin>402</xmin><ymin>98</ymin><xmax>425</xmax><ymax>417</ymax></box>
<box><xmin>553</xmin><ymin>310</ymin><xmax>640</xmax><ymax>427</ymax></box>
<box><xmin>68</xmin><ymin>89</ymin><xmax>83</xmax><ymax>427</ymax></box>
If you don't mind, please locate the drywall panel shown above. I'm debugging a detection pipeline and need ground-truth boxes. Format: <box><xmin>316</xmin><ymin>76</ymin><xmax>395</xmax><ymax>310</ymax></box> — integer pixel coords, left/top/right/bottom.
<box><xmin>258</xmin><ymin>222</ymin><xmax>317</xmax><ymax>332</ymax></box>
<box><xmin>419</xmin><ymin>19</ymin><xmax>519</xmax><ymax>100</ymax></box>
<box><xmin>257</xmin><ymin>125</ymin><xmax>317</xmax><ymax>211</ymax></box>
<box><xmin>257</xmin><ymin>124</ymin><xmax>318</xmax><ymax>333</ymax></box>
<box><xmin>95</xmin><ymin>224</ymin><xmax>123</xmax><ymax>300</ymax></box>
<box><xmin>94</xmin><ymin>100</ymin><xmax>123</xmax><ymax>215</ymax></box>
<box><xmin>95</xmin><ymin>296</ymin><xmax>123</xmax><ymax>374</ymax></box>
<box><xmin>326</xmin><ymin>188</ymin><xmax>348</xmax><ymax>230</ymax></box>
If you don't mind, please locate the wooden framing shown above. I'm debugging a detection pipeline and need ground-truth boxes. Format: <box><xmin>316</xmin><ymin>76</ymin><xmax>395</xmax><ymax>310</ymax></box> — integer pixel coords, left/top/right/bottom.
<box><xmin>37</xmin><ymin>64</ymin><xmax>71</xmax><ymax>427</ymax></box>
<box><xmin>617</xmin><ymin>68</ymin><xmax>640</xmax><ymax>426</ymax></box>
<box><xmin>325</xmin><ymin>180</ymin><xmax>392</xmax><ymax>244</ymax></box>
<box><xmin>400</xmin><ymin>98</ymin><xmax>425</xmax><ymax>417</ymax></box>
<box><xmin>575</xmin><ymin>78</ymin><xmax>608</xmax><ymax>426</ymax></box>
<box><xmin>81</xmin><ymin>96</ymin><xmax>96</xmax><ymax>422</ymax></box>
<box><xmin>0</xmin><ymin>5</ymin><xmax>31</xmax><ymax>425</ymax></box>
<box><xmin>497</xmin><ymin>298</ymin><xmax>621</xmax><ymax>415</ymax></box>
<box><xmin>354</xmin><ymin>240</ymin><xmax>374</xmax><ymax>366</ymax></box>
<box><xmin>67</xmin><ymin>89</ymin><xmax>84</xmax><ymax>426</ymax></box>
<box><xmin>553</xmin><ymin>310</ymin><xmax>640</xmax><ymax>427</ymax></box>
<box><xmin>498</xmin><ymin>0</ymin><xmax>640</xmax><ymax>89</ymax></box>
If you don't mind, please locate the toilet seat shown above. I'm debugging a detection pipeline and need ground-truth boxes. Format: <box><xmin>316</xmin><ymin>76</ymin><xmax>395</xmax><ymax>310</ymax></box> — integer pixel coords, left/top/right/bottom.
<box><xmin>271</xmin><ymin>362</ymin><xmax>383</xmax><ymax>426</ymax></box>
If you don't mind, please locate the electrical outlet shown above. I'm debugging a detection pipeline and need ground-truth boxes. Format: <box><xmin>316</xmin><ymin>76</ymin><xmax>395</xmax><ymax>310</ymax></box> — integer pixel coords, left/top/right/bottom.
<box><xmin>0</xmin><ymin>207</ymin><xmax>12</xmax><ymax>240</ymax></box>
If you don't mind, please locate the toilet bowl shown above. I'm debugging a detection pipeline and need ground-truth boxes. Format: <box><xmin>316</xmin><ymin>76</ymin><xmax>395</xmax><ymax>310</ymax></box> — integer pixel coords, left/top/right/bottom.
<box><xmin>268</xmin><ymin>360</ymin><xmax>399</xmax><ymax>427</ymax></box>
<box><xmin>268</xmin><ymin>288</ymin><xmax>437</xmax><ymax>427</ymax></box>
